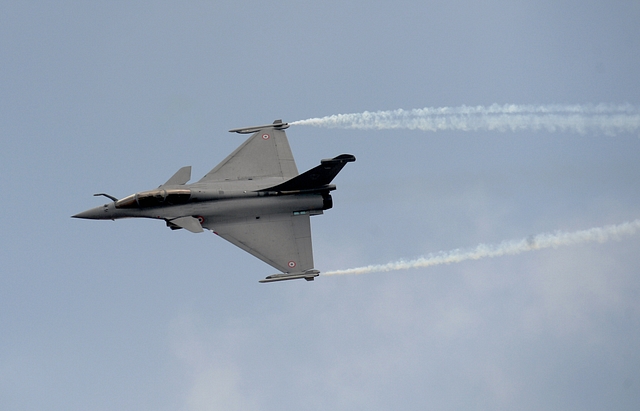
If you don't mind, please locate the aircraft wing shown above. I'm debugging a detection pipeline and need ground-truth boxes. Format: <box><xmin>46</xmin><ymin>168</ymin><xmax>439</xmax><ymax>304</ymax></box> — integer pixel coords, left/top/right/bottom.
<box><xmin>204</xmin><ymin>212</ymin><xmax>314</xmax><ymax>274</ymax></box>
<box><xmin>197</xmin><ymin>121</ymin><xmax>298</xmax><ymax>183</ymax></box>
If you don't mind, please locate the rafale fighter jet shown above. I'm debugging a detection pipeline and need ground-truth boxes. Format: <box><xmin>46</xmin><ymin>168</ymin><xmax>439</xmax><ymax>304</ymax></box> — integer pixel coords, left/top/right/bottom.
<box><xmin>73</xmin><ymin>120</ymin><xmax>355</xmax><ymax>283</ymax></box>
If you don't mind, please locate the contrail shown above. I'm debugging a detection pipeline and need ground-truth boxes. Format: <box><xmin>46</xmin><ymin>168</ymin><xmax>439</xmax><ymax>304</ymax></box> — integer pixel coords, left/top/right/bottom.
<box><xmin>291</xmin><ymin>104</ymin><xmax>640</xmax><ymax>135</ymax></box>
<box><xmin>324</xmin><ymin>219</ymin><xmax>640</xmax><ymax>276</ymax></box>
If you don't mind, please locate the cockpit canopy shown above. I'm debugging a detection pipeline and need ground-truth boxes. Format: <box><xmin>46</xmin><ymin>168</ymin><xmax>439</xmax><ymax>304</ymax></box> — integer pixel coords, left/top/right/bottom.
<box><xmin>115</xmin><ymin>189</ymin><xmax>191</xmax><ymax>209</ymax></box>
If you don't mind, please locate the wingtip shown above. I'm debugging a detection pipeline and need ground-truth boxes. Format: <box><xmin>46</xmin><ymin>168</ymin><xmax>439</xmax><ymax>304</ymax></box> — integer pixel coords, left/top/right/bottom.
<box><xmin>229</xmin><ymin>121</ymin><xmax>289</xmax><ymax>134</ymax></box>
<box><xmin>259</xmin><ymin>270</ymin><xmax>320</xmax><ymax>283</ymax></box>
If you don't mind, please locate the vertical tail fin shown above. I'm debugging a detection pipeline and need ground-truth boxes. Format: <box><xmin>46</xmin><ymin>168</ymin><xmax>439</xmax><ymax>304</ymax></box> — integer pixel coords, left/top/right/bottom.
<box><xmin>260</xmin><ymin>154</ymin><xmax>356</xmax><ymax>193</ymax></box>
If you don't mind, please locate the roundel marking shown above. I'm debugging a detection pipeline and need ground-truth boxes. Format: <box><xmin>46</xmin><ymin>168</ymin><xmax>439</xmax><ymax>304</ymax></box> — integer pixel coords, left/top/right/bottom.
<box><xmin>262</xmin><ymin>134</ymin><xmax>270</xmax><ymax>140</ymax></box>
<box><xmin>195</xmin><ymin>215</ymin><xmax>205</xmax><ymax>224</ymax></box>
<box><xmin>288</xmin><ymin>261</ymin><xmax>297</xmax><ymax>268</ymax></box>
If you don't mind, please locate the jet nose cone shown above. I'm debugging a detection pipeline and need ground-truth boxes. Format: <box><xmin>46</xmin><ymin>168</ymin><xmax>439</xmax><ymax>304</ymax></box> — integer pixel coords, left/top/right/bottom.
<box><xmin>72</xmin><ymin>205</ymin><xmax>107</xmax><ymax>219</ymax></box>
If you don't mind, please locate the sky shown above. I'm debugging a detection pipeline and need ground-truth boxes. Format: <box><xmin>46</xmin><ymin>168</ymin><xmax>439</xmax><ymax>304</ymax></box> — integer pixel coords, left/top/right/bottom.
<box><xmin>2</xmin><ymin>1</ymin><xmax>640</xmax><ymax>410</ymax></box>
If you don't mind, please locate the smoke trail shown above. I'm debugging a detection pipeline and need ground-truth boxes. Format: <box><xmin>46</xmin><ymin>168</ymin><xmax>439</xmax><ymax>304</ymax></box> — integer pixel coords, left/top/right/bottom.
<box><xmin>324</xmin><ymin>219</ymin><xmax>640</xmax><ymax>276</ymax></box>
<box><xmin>292</xmin><ymin>104</ymin><xmax>640</xmax><ymax>135</ymax></box>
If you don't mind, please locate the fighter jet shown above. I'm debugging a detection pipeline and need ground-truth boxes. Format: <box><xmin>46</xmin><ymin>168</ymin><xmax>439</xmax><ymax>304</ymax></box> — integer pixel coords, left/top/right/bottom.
<box><xmin>73</xmin><ymin>120</ymin><xmax>355</xmax><ymax>283</ymax></box>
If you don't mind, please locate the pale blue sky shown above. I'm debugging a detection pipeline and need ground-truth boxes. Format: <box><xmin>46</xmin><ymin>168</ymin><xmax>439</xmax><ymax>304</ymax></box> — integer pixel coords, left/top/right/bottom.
<box><xmin>2</xmin><ymin>2</ymin><xmax>640</xmax><ymax>410</ymax></box>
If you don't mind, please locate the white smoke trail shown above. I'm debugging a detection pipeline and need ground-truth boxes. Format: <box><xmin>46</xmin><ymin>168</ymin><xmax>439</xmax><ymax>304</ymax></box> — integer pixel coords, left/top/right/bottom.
<box><xmin>291</xmin><ymin>104</ymin><xmax>640</xmax><ymax>135</ymax></box>
<box><xmin>324</xmin><ymin>219</ymin><xmax>640</xmax><ymax>276</ymax></box>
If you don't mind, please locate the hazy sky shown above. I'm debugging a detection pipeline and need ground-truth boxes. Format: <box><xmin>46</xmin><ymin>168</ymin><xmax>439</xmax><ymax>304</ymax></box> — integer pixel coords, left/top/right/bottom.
<box><xmin>2</xmin><ymin>2</ymin><xmax>640</xmax><ymax>410</ymax></box>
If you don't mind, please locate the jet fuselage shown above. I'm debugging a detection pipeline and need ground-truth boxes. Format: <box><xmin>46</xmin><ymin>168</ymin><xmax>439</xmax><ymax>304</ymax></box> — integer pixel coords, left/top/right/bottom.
<box><xmin>73</xmin><ymin>185</ymin><xmax>333</xmax><ymax>226</ymax></box>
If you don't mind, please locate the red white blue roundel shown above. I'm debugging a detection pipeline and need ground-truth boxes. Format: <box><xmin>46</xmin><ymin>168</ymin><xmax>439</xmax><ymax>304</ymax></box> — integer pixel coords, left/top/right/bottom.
<box><xmin>262</xmin><ymin>134</ymin><xmax>270</xmax><ymax>140</ymax></box>
<box><xmin>288</xmin><ymin>261</ymin><xmax>296</xmax><ymax>268</ymax></box>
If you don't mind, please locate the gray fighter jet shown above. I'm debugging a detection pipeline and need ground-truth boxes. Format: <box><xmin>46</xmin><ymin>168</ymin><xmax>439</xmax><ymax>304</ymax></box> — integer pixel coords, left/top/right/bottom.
<box><xmin>73</xmin><ymin>120</ymin><xmax>355</xmax><ymax>283</ymax></box>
